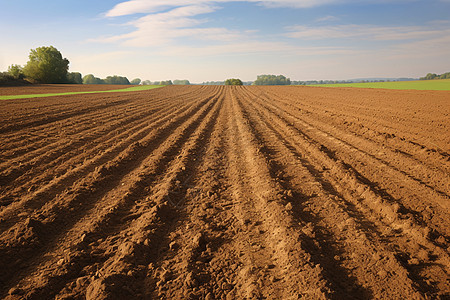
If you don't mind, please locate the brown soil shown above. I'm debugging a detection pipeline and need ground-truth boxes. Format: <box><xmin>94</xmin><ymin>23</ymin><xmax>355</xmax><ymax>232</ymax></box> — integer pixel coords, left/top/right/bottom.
<box><xmin>0</xmin><ymin>84</ymin><xmax>134</xmax><ymax>96</ymax></box>
<box><xmin>0</xmin><ymin>85</ymin><xmax>448</xmax><ymax>299</ymax></box>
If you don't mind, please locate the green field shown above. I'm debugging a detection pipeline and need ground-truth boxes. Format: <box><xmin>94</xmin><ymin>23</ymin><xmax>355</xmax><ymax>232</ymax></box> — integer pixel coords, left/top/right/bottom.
<box><xmin>0</xmin><ymin>85</ymin><xmax>164</xmax><ymax>100</ymax></box>
<box><xmin>315</xmin><ymin>79</ymin><xmax>450</xmax><ymax>91</ymax></box>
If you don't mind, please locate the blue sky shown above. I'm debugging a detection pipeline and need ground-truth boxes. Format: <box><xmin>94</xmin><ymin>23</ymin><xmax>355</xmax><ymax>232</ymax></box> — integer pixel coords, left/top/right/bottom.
<box><xmin>1</xmin><ymin>0</ymin><xmax>449</xmax><ymax>82</ymax></box>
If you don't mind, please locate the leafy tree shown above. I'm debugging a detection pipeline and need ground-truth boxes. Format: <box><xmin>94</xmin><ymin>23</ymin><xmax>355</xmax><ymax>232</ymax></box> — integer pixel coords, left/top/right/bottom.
<box><xmin>439</xmin><ymin>72</ymin><xmax>450</xmax><ymax>79</ymax></box>
<box><xmin>23</xmin><ymin>46</ymin><xmax>69</xmax><ymax>83</ymax></box>
<box><xmin>225</xmin><ymin>78</ymin><xmax>243</xmax><ymax>85</ymax></box>
<box><xmin>424</xmin><ymin>73</ymin><xmax>437</xmax><ymax>80</ymax></box>
<box><xmin>83</xmin><ymin>74</ymin><xmax>96</xmax><ymax>84</ymax></box>
<box><xmin>67</xmin><ymin>72</ymin><xmax>82</xmax><ymax>84</ymax></box>
<box><xmin>7</xmin><ymin>64</ymin><xmax>24</xmax><ymax>79</ymax></box>
<box><xmin>159</xmin><ymin>80</ymin><xmax>173</xmax><ymax>85</ymax></box>
<box><xmin>254</xmin><ymin>74</ymin><xmax>291</xmax><ymax>85</ymax></box>
<box><xmin>104</xmin><ymin>75</ymin><xmax>130</xmax><ymax>85</ymax></box>
<box><xmin>420</xmin><ymin>72</ymin><xmax>450</xmax><ymax>80</ymax></box>
<box><xmin>0</xmin><ymin>72</ymin><xmax>15</xmax><ymax>85</ymax></box>
<box><xmin>83</xmin><ymin>74</ymin><xmax>104</xmax><ymax>84</ymax></box>
<box><xmin>141</xmin><ymin>80</ymin><xmax>152</xmax><ymax>85</ymax></box>
<box><xmin>173</xmin><ymin>79</ymin><xmax>190</xmax><ymax>85</ymax></box>
<box><xmin>130</xmin><ymin>78</ymin><xmax>141</xmax><ymax>85</ymax></box>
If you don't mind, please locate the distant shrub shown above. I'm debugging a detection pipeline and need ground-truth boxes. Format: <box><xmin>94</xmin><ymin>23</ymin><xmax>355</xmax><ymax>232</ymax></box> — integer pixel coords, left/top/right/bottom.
<box><xmin>173</xmin><ymin>79</ymin><xmax>190</xmax><ymax>85</ymax></box>
<box><xmin>254</xmin><ymin>74</ymin><xmax>290</xmax><ymax>85</ymax></box>
<box><xmin>104</xmin><ymin>75</ymin><xmax>130</xmax><ymax>85</ymax></box>
<box><xmin>130</xmin><ymin>78</ymin><xmax>141</xmax><ymax>85</ymax></box>
<box><xmin>67</xmin><ymin>72</ymin><xmax>83</xmax><ymax>84</ymax></box>
<box><xmin>0</xmin><ymin>72</ymin><xmax>31</xmax><ymax>86</ymax></box>
<box><xmin>225</xmin><ymin>78</ymin><xmax>243</xmax><ymax>85</ymax></box>
<box><xmin>8</xmin><ymin>64</ymin><xmax>24</xmax><ymax>79</ymax></box>
<box><xmin>420</xmin><ymin>72</ymin><xmax>450</xmax><ymax>80</ymax></box>
<box><xmin>83</xmin><ymin>74</ymin><xmax>104</xmax><ymax>84</ymax></box>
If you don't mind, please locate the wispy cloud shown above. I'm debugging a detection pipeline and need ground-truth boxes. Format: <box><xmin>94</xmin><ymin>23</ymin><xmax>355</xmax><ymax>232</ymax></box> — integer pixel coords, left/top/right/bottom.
<box><xmin>96</xmin><ymin>5</ymin><xmax>253</xmax><ymax>47</ymax></box>
<box><xmin>316</xmin><ymin>15</ymin><xmax>340</xmax><ymax>22</ymax></box>
<box><xmin>285</xmin><ymin>24</ymin><xmax>444</xmax><ymax>40</ymax></box>
<box><xmin>91</xmin><ymin>0</ymin><xmax>449</xmax><ymax>79</ymax></box>
<box><xmin>97</xmin><ymin>5</ymin><xmax>230</xmax><ymax>47</ymax></box>
<box><xmin>161</xmin><ymin>42</ymin><xmax>357</xmax><ymax>57</ymax></box>
<box><xmin>105</xmin><ymin>0</ymin><xmax>339</xmax><ymax>17</ymax></box>
<box><xmin>105</xmin><ymin>0</ymin><xmax>422</xmax><ymax>17</ymax></box>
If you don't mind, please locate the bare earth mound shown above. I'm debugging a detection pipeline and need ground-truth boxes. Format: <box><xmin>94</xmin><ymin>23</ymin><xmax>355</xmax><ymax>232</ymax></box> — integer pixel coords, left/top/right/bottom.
<box><xmin>0</xmin><ymin>86</ymin><xmax>448</xmax><ymax>299</ymax></box>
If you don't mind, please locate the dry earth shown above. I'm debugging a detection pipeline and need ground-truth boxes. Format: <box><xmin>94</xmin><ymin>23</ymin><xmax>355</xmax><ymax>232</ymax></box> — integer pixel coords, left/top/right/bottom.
<box><xmin>0</xmin><ymin>84</ymin><xmax>133</xmax><ymax>96</ymax></box>
<box><xmin>0</xmin><ymin>85</ymin><xmax>448</xmax><ymax>299</ymax></box>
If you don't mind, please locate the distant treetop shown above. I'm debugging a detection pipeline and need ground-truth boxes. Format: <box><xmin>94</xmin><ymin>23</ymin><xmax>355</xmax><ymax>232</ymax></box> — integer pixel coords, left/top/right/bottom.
<box><xmin>23</xmin><ymin>46</ymin><xmax>69</xmax><ymax>83</ymax></box>
<box><xmin>420</xmin><ymin>72</ymin><xmax>450</xmax><ymax>80</ymax></box>
<box><xmin>173</xmin><ymin>79</ymin><xmax>190</xmax><ymax>85</ymax></box>
<box><xmin>254</xmin><ymin>74</ymin><xmax>290</xmax><ymax>85</ymax></box>
<box><xmin>225</xmin><ymin>78</ymin><xmax>243</xmax><ymax>85</ymax></box>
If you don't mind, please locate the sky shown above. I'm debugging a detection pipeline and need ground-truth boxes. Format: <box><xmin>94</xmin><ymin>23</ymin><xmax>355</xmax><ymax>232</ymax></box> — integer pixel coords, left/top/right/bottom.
<box><xmin>1</xmin><ymin>0</ymin><xmax>449</xmax><ymax>82</ymax></box>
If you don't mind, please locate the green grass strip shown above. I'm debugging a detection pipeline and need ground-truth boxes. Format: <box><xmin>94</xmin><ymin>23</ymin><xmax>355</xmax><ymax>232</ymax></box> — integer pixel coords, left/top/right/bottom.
<box><xmin>0</xmin><ymin>85</ymin><xmax>164</xmax><ymax>100</ymax></box>
<box><xmin>314</xmin><ymin>79</ymin><xmax>450</xmax><ymax>91</ymax></box>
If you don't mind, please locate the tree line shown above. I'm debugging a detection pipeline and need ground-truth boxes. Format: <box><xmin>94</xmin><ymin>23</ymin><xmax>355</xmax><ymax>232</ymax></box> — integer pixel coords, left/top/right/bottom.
<box><xmin>420</xmin><ymin>72</ymin><xmax>450</xmax><ymax>80</ymax></box>
<box><xmin>4</xmin><ymin>46</ymin><xmax>142</xmax><ymax>85</ymax></box>
<box><xmin>3</xmin><ymin>46</ymin><xmax>294</xmax><ymax>87</ymax></box>
<box><xmin>3</xmin><ymin>46</ymin><xmax>195</xmax><ymax>86</ymax></box>
<box><xmin>141</xmin><ymin>80</ymin><xmax>190</xmax><ymax>85</ymax></box>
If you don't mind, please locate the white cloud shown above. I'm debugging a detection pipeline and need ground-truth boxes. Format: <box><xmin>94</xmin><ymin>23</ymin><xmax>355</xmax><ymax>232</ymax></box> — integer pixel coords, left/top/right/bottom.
<box><xmin>105</xmin><ymin>0</ymin><xmax>421</xmax><ymax>17</ymax></box>
<box><xmin>388</xmin><ymin>32</ymin><xmax>450</xmax><ymax>59</ymax></box>
<box><xmin>105</xmin><ymin>0</ymin><xmax>338</xmax><ymax>17</ymax></box>
<box><xmin>96</xmin><ymin>4</ymin><xmax>245</xmax><ymax>47</ymax></box>
<box><xmin>93</xmin><ymin>0</ymin><xmax>448</xmax><ymax>76</ymax></box>
<box><xmin>99</xmin><ymin>0</ymin><xmax>426</xmax><ymax>50</ymax></box>
<box><xmin>316</xmin><ymin>15</ymin><xmax>340</xmax><ymax>22</ymax></box>
<box><xmin>160</xmin><ymin>41</ymin><xmax>356</xmax><ymax>57</ymax></box>
<box><xmin>285</xmin><ymin>24</ymin><xmax>445</xmax><ymax>41</ymax></box>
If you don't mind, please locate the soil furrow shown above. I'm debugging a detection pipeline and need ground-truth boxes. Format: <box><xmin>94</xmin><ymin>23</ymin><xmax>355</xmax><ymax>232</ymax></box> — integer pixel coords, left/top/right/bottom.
<box><xmin>0</xmin><ymin>98</ymin><xmax>132</xmax><ymax>134</ymax></box>
<box><xmin>1</xmin><ymin>86</ymin><xmax>223</xmax><ymax>298</ymax></box>
<box><xmin>262</xmin><ymin>87</ymin><xmax>449</xmax><ymax>176</ymax></box>
<box><xmin>0</xmin><ymin>92</ymin><xmax>207</xmax><ymax>232</ymax></box>
<box><xmin>0</xmin><ymin>95</ymin><xmax>195</xmax><ymax>203</ymax></box>
<box><xmin>227</xmin><ymin>86</ymin><xmax>334</xmax><ymax>299</ymax></box>
<box><xmin>241</xmin><ymin>87</ymin><xmax>449</xmax><ymax>298</ymax></box>
<box><xmin>47</xmin><ymin>86</ymin><xmax>224</xmax><ymax>300</ymax></box>
<box><xmin>248</xmin><ymin>88</ymin><xmax>449</xmax><ymax>239</ymax></box>
<box><xmin>0</xmin><ymin>88</ymin><xmax>190</xmax><ymax>163</ymax></box>
<box><xmin>1</xmin><ymin>85</ymin><xmax>447</xmax><ymax>299</ymax></box>
<box><xmin>254</xmin><ymin>87</ymin><xmax>449</xmax><ymax>202</ymax></box>
<box><xmin>0</xmin><ymin>102</ymin><xmax>166</xmax><ymax>187</ymax></box>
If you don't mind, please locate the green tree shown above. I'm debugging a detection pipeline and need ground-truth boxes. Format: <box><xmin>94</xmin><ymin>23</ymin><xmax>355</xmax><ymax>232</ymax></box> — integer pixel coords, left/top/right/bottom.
<box><xmin>104</xmin><ymin>75</ymin><xmax>130</xmax><ymax>85</ymax></box>
<box><xmin>254</xmin><ymin>74</ymin><xmax>290</xmax><ymax>85</ymax></box>
<box><xmin>23</xmin><ymin>46</ymin><xmax>69</xmax><ymax>83</ymax></box>
<box><xmin>159</xmin><ymin>80</ymin><xmax>173</xmax><ymax>85</ymax></box>
<box><xmin>67</xmin><ymin>72</ymin><xmax>82</xmax><ymax>84</ymax></box>
<box><xmin>7</xmin><ymin>64</ymin><xmax>24</xmax><ymax>79</ymax></box>
<box><xmin>439</xmin><ymin>72</ymin><xmax>450</xmax><ymax>79</ymax></box>
<box><xmin>173</xmin><ymin>79</ymin><xmax>190</xmax><ymax>85</ymax></box>
<box><xmin>130</xmin><ymin>78</ymin><xmax>141</xmax><ymax>85</ymax></box>
<box><xmin>225</xmin><ymin>78</ymin><xmax>243</xmax><ymax>85</ymax></box>
<box><xmin>421</xmin><ymin>73</ymin><xmax>437</xmax><ymax>80</ymax></box>
<box><xmin>83</xmin><ymin>74</ymin><xmax>104</xmax><ymax>84</ymax></box>
<box><xmin>141</xmin><ymin>80</ymin><xmax>152</xmax><ymax>85</ymax></box>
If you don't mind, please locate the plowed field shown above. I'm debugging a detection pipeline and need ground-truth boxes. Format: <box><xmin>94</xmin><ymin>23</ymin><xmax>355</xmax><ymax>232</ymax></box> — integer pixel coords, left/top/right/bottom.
<box><xmin>0</xmin><ymin>85</ymin><xmax>448</xmax><ymax>299</ymax></box>
<box><xmin>0</xmin><ymin>84</ymin><xmax>133</xmax><ymax>96</ymax></box>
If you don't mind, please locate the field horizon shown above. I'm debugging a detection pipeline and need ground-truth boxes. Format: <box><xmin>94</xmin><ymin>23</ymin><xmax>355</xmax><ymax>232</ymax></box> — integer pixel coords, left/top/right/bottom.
<box><xmin>314</xmin><ymin>78</ymin><xmax>450</xmax><ymax>90</ymax></box>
